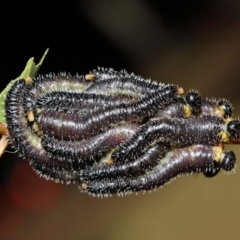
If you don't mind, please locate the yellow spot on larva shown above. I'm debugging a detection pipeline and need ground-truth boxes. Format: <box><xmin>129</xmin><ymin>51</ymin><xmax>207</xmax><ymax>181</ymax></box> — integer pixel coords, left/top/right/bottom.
<box><xmin>32</xmin><ymin>122</ymin><xmax>43</xmax><ymax>136</ymax></box>
<box><xmin>27</xmin><ymin>111</ymin><xmax>34</xmax><ymax>122</ymax></box>
<box><xmin>25</xmin><ymin>76</ymin><xmax>32</xmax><ymax>85</ymax></box>
<box><xmin>107</xmin><ymin>158</ymin><xmax>113</xmax><ymax>164</ymax></box>
<box><xmin>217</xmin><ymin>106</ymin><xmax>225</xmax><ymax>118</ymax></box>
<box><xmin>212</xmin><ymin>146</ymin><xmax>223</xmax><ymax>162</ymax></box>
<box><xmin>224</xmin><ymin>117</ymin><xmax>233</xmax><ymax>123</ymax></box>
<box><xmin>177</xmin><ymin>87</ymin><xmax>184</xmax><ymax>95</ymax></box>
<box><xmin>218</xmin><ymin>131</ymin><xmax>230</xmax><ymax>143</ymax></box>
<box><xmin>85</xmin><ymin>73</ymin><xmax>96</xmax><ymax>81</ymax></box>
<box><xmin>82</xmin><ymin>183</ymin><xmax>88</xmax><ymax>190</ymax></box>
<box><xmin>183</xmin><ymin>105</ymin><xmax>192</xmax><ymax>118</ymax></box>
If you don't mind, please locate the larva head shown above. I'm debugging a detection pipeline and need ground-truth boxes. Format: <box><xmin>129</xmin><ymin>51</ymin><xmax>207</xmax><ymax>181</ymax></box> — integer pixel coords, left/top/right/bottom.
<box><xmin>186</xmin><ymin>90</ymin><xmax>202</xmax><ymax>114</ymax></box>
<box><xmin>227</xmin><ymin>120</ymin><xmax>240</xmax><ymax>141</ymax></box>
<box><xmin>203</xmin><ymin>160</ymin><xmax>221</xmax><ymax>178</ymax></box>
<box><xmin>218</xmin><ymin>99</ymin><xmax>233</xmax><ymax>119</ymax></box>
<box><xmin>221</xmin><ymin>151</ymin><xmax>236</xmax><ymax>172</ymax></box>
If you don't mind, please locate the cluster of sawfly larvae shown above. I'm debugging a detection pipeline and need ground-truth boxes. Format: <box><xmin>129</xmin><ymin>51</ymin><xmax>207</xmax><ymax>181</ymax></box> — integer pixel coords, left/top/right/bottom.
<box><xmin>4</xmin><ymin>68</ymin><xmax>240</xmax><ymax>197</ymax></box>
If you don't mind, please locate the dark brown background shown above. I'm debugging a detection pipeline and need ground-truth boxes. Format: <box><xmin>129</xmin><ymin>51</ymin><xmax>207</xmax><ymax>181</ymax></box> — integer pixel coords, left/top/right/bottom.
<box><xmin>1</xmin><ymin>1</ymin><xmax>240</xmax><ymax>239</ymax></box>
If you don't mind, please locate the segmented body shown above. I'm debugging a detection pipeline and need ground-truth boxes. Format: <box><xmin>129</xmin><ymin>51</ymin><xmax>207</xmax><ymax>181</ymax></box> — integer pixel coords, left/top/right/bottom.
<box><xmin>4</xmin><ymin>68</ymin><xmax>239</xmax><ymax>196</ymax></box>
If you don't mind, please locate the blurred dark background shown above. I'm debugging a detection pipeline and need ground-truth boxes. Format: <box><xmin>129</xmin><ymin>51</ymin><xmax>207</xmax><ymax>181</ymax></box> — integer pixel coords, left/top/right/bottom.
<box><xmin>1</xmin><ymin>1</ymin><xmax>240</xmax><ymax>239</ymax></box>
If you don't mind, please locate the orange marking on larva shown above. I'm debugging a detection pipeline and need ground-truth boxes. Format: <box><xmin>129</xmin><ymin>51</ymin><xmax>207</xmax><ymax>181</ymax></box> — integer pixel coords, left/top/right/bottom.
<box><xmin>224</xmin><ymin>118</ymin><xmax>233</xmax><ymax>123</ymax></box>
<box><xmin>212</xmin><ymin>146</ymin><xmax>222</xmax><ymax>162</ymax></box>
<box><xmin>82</xmin><ymin>183</ymin><xmax>88</xmax><ymax>190</ymax></box>
<box><xmin>218</xmin><ymin>131</ymin><xmax>230</xmax><ymax>143</ymax></box>
<box><xmin>85</xmin><ymin>73</ymin><xmax>95</xmax><ymax>81</ymax></box>
<box><xmin>107</xmin><ymin>158</ymin><xmax>113</xmax><ymax>164</ymax></box>
<box><xmin>27</xmin><ymin>111</ymin><xmax>34</xmax><ymax>122</ymax></box>
<box><xmin>32</xmin><ymin>122</ymin><xmax>43</xmax><ymax>136</ymax></box>
<box><xmin>25</xmin><ymin>77</ymin><xmax>32</xmax><ymax>85</ymax></box>
<box><xmin>183</xmin><ymin>105</ymin><xmax>192</xmax><ymax>118</ymax></box>
<box><xmin>177</xmin><ymin>87</ymin><xmax>184</xmax><ymax>95</ymax></box>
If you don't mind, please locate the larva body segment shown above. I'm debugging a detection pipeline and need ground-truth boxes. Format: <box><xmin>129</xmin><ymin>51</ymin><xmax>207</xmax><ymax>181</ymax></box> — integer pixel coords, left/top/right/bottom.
<box><xmin>41</xmin><ymin>124</ymin><xmax>139</xmax><ymax>165</ymax></box>
<box><xmin>23</xmin><ymin>73</ymin><xmax>92</xmax><ymax>113</ymax></box>
<box><xmin>5</xmin><ymin>80</ymin><xmax>78</xmax><ymax>183</ymax></box>
<box><xmin>200</xmin><ymin>99</ymin><xmax>233</xmax><ymax>119</ymax></box>
<box><xmin>80</xmin><ymin>142</ymin><xmax>169</xmax><ymax>181</ymax></box>
<box><xmin>36</xmin><ymin>85</ymin><xmax>180</xmax><ymax>141</ymax></box>
<box><xmin>111</xmin><ymin>116</ymin><xmax>224</xmax><ymax>164</ymax></box>
<box><xmin>153</xmin><ymin>100</ymin><xmax>187</xmax><ymax>119</ymax></box>
<box><xmin>36</xmin><ymin>91</ymin><xmax>136</xmax><ymax>111</ymax></box>
<box><xmin>80</xmin><ymin>145</ymin><xmax>231</xmax><ymax>196</ymax></box>
<box><xmin>84</xmin><ymin>76</ymin><xmax>164</xmax><ymax>97</ymax></box>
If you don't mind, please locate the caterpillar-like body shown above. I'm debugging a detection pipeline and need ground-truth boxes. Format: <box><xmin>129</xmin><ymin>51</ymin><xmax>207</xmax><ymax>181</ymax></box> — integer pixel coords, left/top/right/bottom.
<box><xmin>6</xmin><ymin>80</ymin><xmax>79</xmax><ymax>183</ymax></box>
<box><xmin>4</xmin><ymin>68</ymin><xmax>239</xmax><ymax>196</ymax></box>
<box><xmin>79</xmin><ymin>145</ymin><xmax>235</xmax><ymax>197</ymax></box>
<box><xmin>36</xmin><ymin>85</ymin><xmax>180</xmax><ymax>141</ymax></box>
<box><xmin>80</xmin><ymin>143</ymin><xmax>170</xmax><ymax>181</ymax></box>
<box><xmin>111</xmin><ymin>115</ymin><xmax>238</xmax><ymax>164</ymax></box>
<box><xmin>41</xmin><ymin>124</ymin><xmax>139</xmax><ymax>164</ymax></box>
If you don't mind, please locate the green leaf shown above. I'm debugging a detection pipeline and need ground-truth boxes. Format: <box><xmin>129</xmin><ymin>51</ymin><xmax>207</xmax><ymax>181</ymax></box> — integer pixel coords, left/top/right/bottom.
<box><xmin>0</xmin><ymin>49</ymin><xmax>49</xmax><ymax>124</ymax></box>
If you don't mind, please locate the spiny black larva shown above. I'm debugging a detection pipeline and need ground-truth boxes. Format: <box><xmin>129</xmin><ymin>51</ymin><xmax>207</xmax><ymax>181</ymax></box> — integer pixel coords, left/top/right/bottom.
<box><xmin>23</xmin><ymin>73</ymin><xmax>92</xmax><ymax>113</ymax></box>
<box><xmin>80</xmin><ymin>143</ymin><xmax>170</xmax><ymax>182</ymax></box>
<box><xmin>83</xmin><ymin>75</ymin><xmax>166</xmax><ymax>97</ymax></box>
<box><xmin>36</xmin><ymin>85</ymin><xmax>180</xmax><ymax>141</ymax></box>
<box><xmin>4</xmin><ymin>68</ymin><xmax>239</xmax><ymax>197</ymax></box>
<box><xmin>111</xmin><ymin>115</ymin><xmax>240</xmax><ymax>164</ymax></box>
<box><xmin>30</xmin><ymin>160</ymin><xmax>80</xmax><ymax>183</ymax></box>
<box><xmin>41</xmin><ymin>124</ymin><xmax>139</xmax><ymax>165</ymax></box>
<box><xmin>5</xmin><ymin>80</ymin><xmax>27</xmax><ymax>151</ymax></box>
<box><xmin>26</xmin><ymin>69</ymin><xmax>168</xmax><ymax>114</ymax></box>
<box><xmin>32</xmin><ymin>83</ymin><xmax>232</xmax><ymax>124</ymax></box>
<box><xmin>36</xmin><ymin>91</ymin><xmax>136</xmax><ymax>111</ymax></box>
<box><xmin>5</xmin><ymin>80</ymin><xmax>78</xmax><ymax>183</ymax></box>
<box><xmin>79</xmin><ymin>145</ymin><xmax>235</xmax><ymax>197</ymax></box>
<box><xmin>140</xmin><ymin>90</ymin><xmax>231</xmax><ymax>120</ymax></box>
